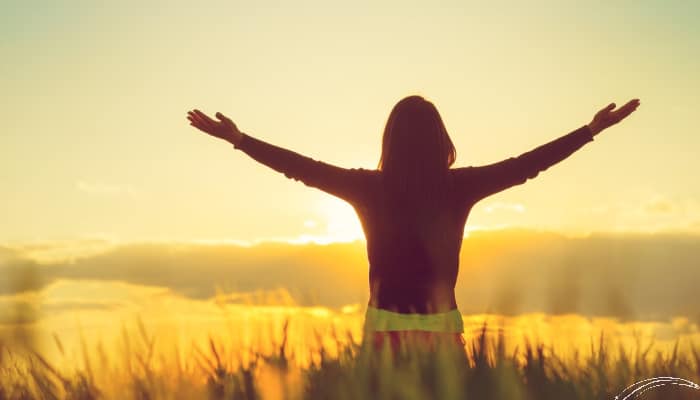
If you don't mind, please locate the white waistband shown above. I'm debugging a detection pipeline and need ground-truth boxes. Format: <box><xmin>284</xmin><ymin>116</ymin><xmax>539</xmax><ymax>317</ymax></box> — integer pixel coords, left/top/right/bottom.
<box><xmin>363</xmin><ymin>306</ymin><xmax>464</xmax><ymax>333</ymax></box>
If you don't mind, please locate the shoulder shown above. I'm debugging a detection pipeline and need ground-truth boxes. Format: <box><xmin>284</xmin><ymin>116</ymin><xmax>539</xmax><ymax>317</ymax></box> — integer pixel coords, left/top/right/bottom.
<box><xmin>340</xmin><ymin>168</ymin><xmax>380</xmax><ymax>189</ymax></box>
<box><xmin>352</xmin><ymin>168</ymin><xmax>381</xmax><ymax>184</ymax></box>
<box><xmin>344</xmin><ymin>168</ymin><xmax>380</xmax><ymax>206</ymax></box>
<box><xmin>449</xmin><ymin>166</ymin><xmax>477</xmax><ymax>181</ymax></box>
<box><xmin>354</xmin><ymin>167</ymin><xmax>378</xmax><ymax>174</ymax></box>
<box><xmin>351</xmin><ymin>167</ymin><xmax>379</xmax><ymax>176</ymax></box>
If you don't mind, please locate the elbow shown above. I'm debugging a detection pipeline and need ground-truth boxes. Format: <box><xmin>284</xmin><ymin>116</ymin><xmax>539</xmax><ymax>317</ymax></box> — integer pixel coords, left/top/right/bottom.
<box><xmin>525</xmin><ymin>170</ymin><xmax>540</xmax><ymax>180</ymax></box>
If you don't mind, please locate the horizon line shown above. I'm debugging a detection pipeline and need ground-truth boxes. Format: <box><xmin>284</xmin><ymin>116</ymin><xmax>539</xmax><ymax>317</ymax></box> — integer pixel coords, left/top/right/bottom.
<box><xmin>3</xmin><ymin>225</ymin><xmax>700</xmax><ymax>249</ymax></box>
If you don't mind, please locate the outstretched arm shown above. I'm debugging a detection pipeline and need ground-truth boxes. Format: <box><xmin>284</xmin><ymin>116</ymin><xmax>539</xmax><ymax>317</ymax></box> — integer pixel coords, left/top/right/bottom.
<box><xmin>187</xmin><ymin>109</ymin><xmax>370</xmax><ymax>204</ymax></box>
<box><xmin>456</xmin><ymin>99</ymin><xmax>640</xmax><ymax>202</ymax></box>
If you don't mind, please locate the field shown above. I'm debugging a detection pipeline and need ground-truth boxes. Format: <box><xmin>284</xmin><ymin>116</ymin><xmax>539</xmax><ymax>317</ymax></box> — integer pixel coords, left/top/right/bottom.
<box><xmin>1</xmin><ymin>307</ymin><xmax>699</xmax><ymax>400</ymax></box>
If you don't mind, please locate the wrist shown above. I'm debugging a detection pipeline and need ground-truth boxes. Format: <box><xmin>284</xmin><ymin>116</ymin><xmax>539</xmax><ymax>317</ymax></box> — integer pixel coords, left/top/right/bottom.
<box><xmin>227</xmin><ymin>131</ymin><xmax>245</xmax><ymax>148</ymax></box>
<box><xmin>586</xmin><ymin>122</ymin><xmax>601</xmax><ymax>137</ymax></box>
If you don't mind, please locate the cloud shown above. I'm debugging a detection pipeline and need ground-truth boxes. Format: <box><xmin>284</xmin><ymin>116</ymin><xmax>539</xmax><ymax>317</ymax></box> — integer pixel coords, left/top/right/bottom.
<box><xmin>1</xmin><ymin>229</ymin><xmax>700</xmax><ymax>324</ymax></box>
<box><xmin>0</xmin><ymin>241</ymin><xmax>369</xmax><ymax>308</ymax></box>
<box><xmin>0</xmin><ymin>239</ymin><xmax>117</xmax><ymax>265</ymax></box>
<box><xmin>0</xmin><ymin>245</ymin><xmax>23</xmax><ymax>265</ymax></box>
<box><xmin>643</xmin><ymin>198</ymin><xmax>675</xmax><ymax>214</ymax></box>
<box><xmin>588</xmin><ymin>194</ymin><xmax>700</xmax><ymax>233</ymax></box>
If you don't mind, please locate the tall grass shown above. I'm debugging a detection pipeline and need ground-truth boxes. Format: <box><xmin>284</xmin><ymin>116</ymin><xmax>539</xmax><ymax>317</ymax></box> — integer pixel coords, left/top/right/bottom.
<box><xmin>1</xmin><ymin>319</ymin><xmax>698</xmax><ymax>400</ymax></box>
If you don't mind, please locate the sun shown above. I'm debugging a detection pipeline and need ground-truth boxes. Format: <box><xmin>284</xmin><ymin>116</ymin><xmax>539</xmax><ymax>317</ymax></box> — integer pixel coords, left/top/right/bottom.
<box><xmin>314</xmin><ymin>197</ymin><xmax>365</xmax><ymax>243</ymax></box>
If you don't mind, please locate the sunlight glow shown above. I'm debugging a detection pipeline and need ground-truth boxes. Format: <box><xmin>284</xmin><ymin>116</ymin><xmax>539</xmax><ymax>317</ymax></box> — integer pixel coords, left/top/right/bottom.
<box><xmin>315</xmin><ymin>197</ymin><xmax>365</xmax><ymax>243</ymax></box>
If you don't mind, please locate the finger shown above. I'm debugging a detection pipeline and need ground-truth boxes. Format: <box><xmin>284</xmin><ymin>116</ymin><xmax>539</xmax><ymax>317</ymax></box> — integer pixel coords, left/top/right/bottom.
<box><xmin>616</xmin><ymin>107</ymin><xmax>637</xmax><ymax>120</ymax></box>
<box><xmin>187</xmin><ymin>111</ymin><xmax>206</xmax><ymax>125</ymax></box>
<box><xmin>215</xmin><ymin>112</ymin><xmax>231</xmax><ymax>123</ymax></box>
<box><xmin>189</xmin><ymin>116</ymin><xmax>211</xmax><ymax>132</ymax></box>
<box><xmin>620</xmin><ymin>99</ymin><xmax>639</xmax><ymax>108</ymax></box>
<box><xmin>620</xmin><ymin>99</ymin><xmax>640</xmax><ymax>113</ymax></box>
<box><xmin>190</xmin><ymin>110</ymin><xmax>212</xmax><ymax>127</ymax></box>
<box><xmin>194</xmin><ymin>109</ymin><xmax>217</xmax><ymax>125</ymax></box>
<box><xmin>611</xmin><ymin>106</ymin><xmax>638</xmax><ymax>123</ymax></box>
<box><xmin>189</xmin><ymin>119</ymin><xmax>207</xmax><ymax>131</ymax></box>
<box><xmin>596</xmin><ymin>103</ymin><xmax>616</xmax><ymax>118</ymax></box>
<box><xmin>189</xmin><ymin>115</ymin><xmax>216</xmax><ymax>133</ymax></box>
<box><xmin>187</xmin><ymin>112</ymin><xmax>201</xmax><ymax>125</ymax></box>
<box><xmin>193</xmin><ymin>110</ymin><xmax>218</xmax><ymax>131</ymax></box>
<box><xmin>187</xmin><ymin>113</ymin><xmax>206</xmax><ymax>127</ymax></box>
<box><xmin>615</xmin><ymin>100</ymin><xmax>640</xmax><ymax>117</ymax></box>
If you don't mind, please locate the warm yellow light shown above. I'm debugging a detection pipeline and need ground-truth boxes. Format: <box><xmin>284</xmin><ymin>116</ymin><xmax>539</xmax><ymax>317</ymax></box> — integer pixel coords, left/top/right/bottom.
<box><xmin>315</xmin><ymin>197</ymin><xmax>365</xmax><ymax>243</ymax></box>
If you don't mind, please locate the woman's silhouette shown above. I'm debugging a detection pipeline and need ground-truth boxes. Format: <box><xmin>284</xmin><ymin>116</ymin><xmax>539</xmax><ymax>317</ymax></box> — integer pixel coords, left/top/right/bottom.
<box><xmin>187</xmin><ymin>95</ymin><xmax>640</xmax><ymax>353</ymax></box>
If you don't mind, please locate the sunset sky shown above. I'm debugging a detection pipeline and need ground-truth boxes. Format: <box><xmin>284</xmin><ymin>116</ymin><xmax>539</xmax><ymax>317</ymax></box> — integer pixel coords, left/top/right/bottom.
<box><xmin>2</xmin><ymin>3</ymin><xmax>700</xmax><ymax>367</ymax></box>
<box><xmin>2</xmin><ymin>0</ymin><xmax>700</xmax><ymax>245</ymax></box>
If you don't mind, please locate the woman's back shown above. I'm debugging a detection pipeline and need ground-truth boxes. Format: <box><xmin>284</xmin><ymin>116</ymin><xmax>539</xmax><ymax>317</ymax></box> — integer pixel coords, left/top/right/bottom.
<box><xmin>355</xmin><ymin>170</ymin><xmax>468</xmax><ymax>314</ymax></box>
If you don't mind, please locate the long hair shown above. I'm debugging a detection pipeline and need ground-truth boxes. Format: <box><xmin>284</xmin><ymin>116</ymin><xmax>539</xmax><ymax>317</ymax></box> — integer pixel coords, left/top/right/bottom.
<box><xmin>378</xmin><ymin>95</ymin><xmax>457</xmax><ymax>203</ymax></box>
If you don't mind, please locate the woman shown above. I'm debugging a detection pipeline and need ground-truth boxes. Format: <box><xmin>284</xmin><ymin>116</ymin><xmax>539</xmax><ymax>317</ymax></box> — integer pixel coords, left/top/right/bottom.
<box><xmin>186</xmin><ymin>95</ymin><xmax>640</xmax><ymax>353</ymax></box>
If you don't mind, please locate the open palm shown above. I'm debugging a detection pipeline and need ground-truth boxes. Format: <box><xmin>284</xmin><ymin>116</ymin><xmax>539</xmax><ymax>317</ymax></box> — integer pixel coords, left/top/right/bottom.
<box><xmin>187</xmin><ymin>109</ymin><xmax>243</xmax><ymax>145</ymax></box>
<box><xmin>589</xmin><ymin>99</ymin><xmax>640</xmax><ymax>135</ymax></box>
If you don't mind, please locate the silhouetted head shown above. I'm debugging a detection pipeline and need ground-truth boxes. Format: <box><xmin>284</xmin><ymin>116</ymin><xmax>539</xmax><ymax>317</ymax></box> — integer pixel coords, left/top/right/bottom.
<box><xmin>378</xmin><ymin>95</ymin><xmax>456</xmax><ymax>196</ymax></box>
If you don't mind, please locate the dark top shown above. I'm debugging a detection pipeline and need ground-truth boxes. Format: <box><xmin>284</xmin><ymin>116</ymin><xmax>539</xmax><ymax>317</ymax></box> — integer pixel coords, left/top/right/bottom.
<box><xmin>234</xmin><ymin>125</ymin><xmax>594</xmax><ymax>313</ymax></box>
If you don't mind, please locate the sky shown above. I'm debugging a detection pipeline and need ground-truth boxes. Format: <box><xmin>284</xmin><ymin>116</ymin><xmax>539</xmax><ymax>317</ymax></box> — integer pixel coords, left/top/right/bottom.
<box><xmin>2</xmin><ymin>0</ymin><xmax>700</xmax><ymax>245</ymax></box>
<box><xmin>2</xmin><ymin>2</ymin><xmax>700</xmax><ymax>372</ymax></box>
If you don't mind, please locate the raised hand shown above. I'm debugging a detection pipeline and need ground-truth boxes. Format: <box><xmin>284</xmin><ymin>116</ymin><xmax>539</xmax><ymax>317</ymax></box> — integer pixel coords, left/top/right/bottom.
<box><xmin>187</xmin><ymin>109</ymin><xmax>244</xmax><ymax>146</ymax></box>
<box><xmin>587</xmin><ymin>99</ymin><xmax>641</xmax><ymax>136</ymax></box>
